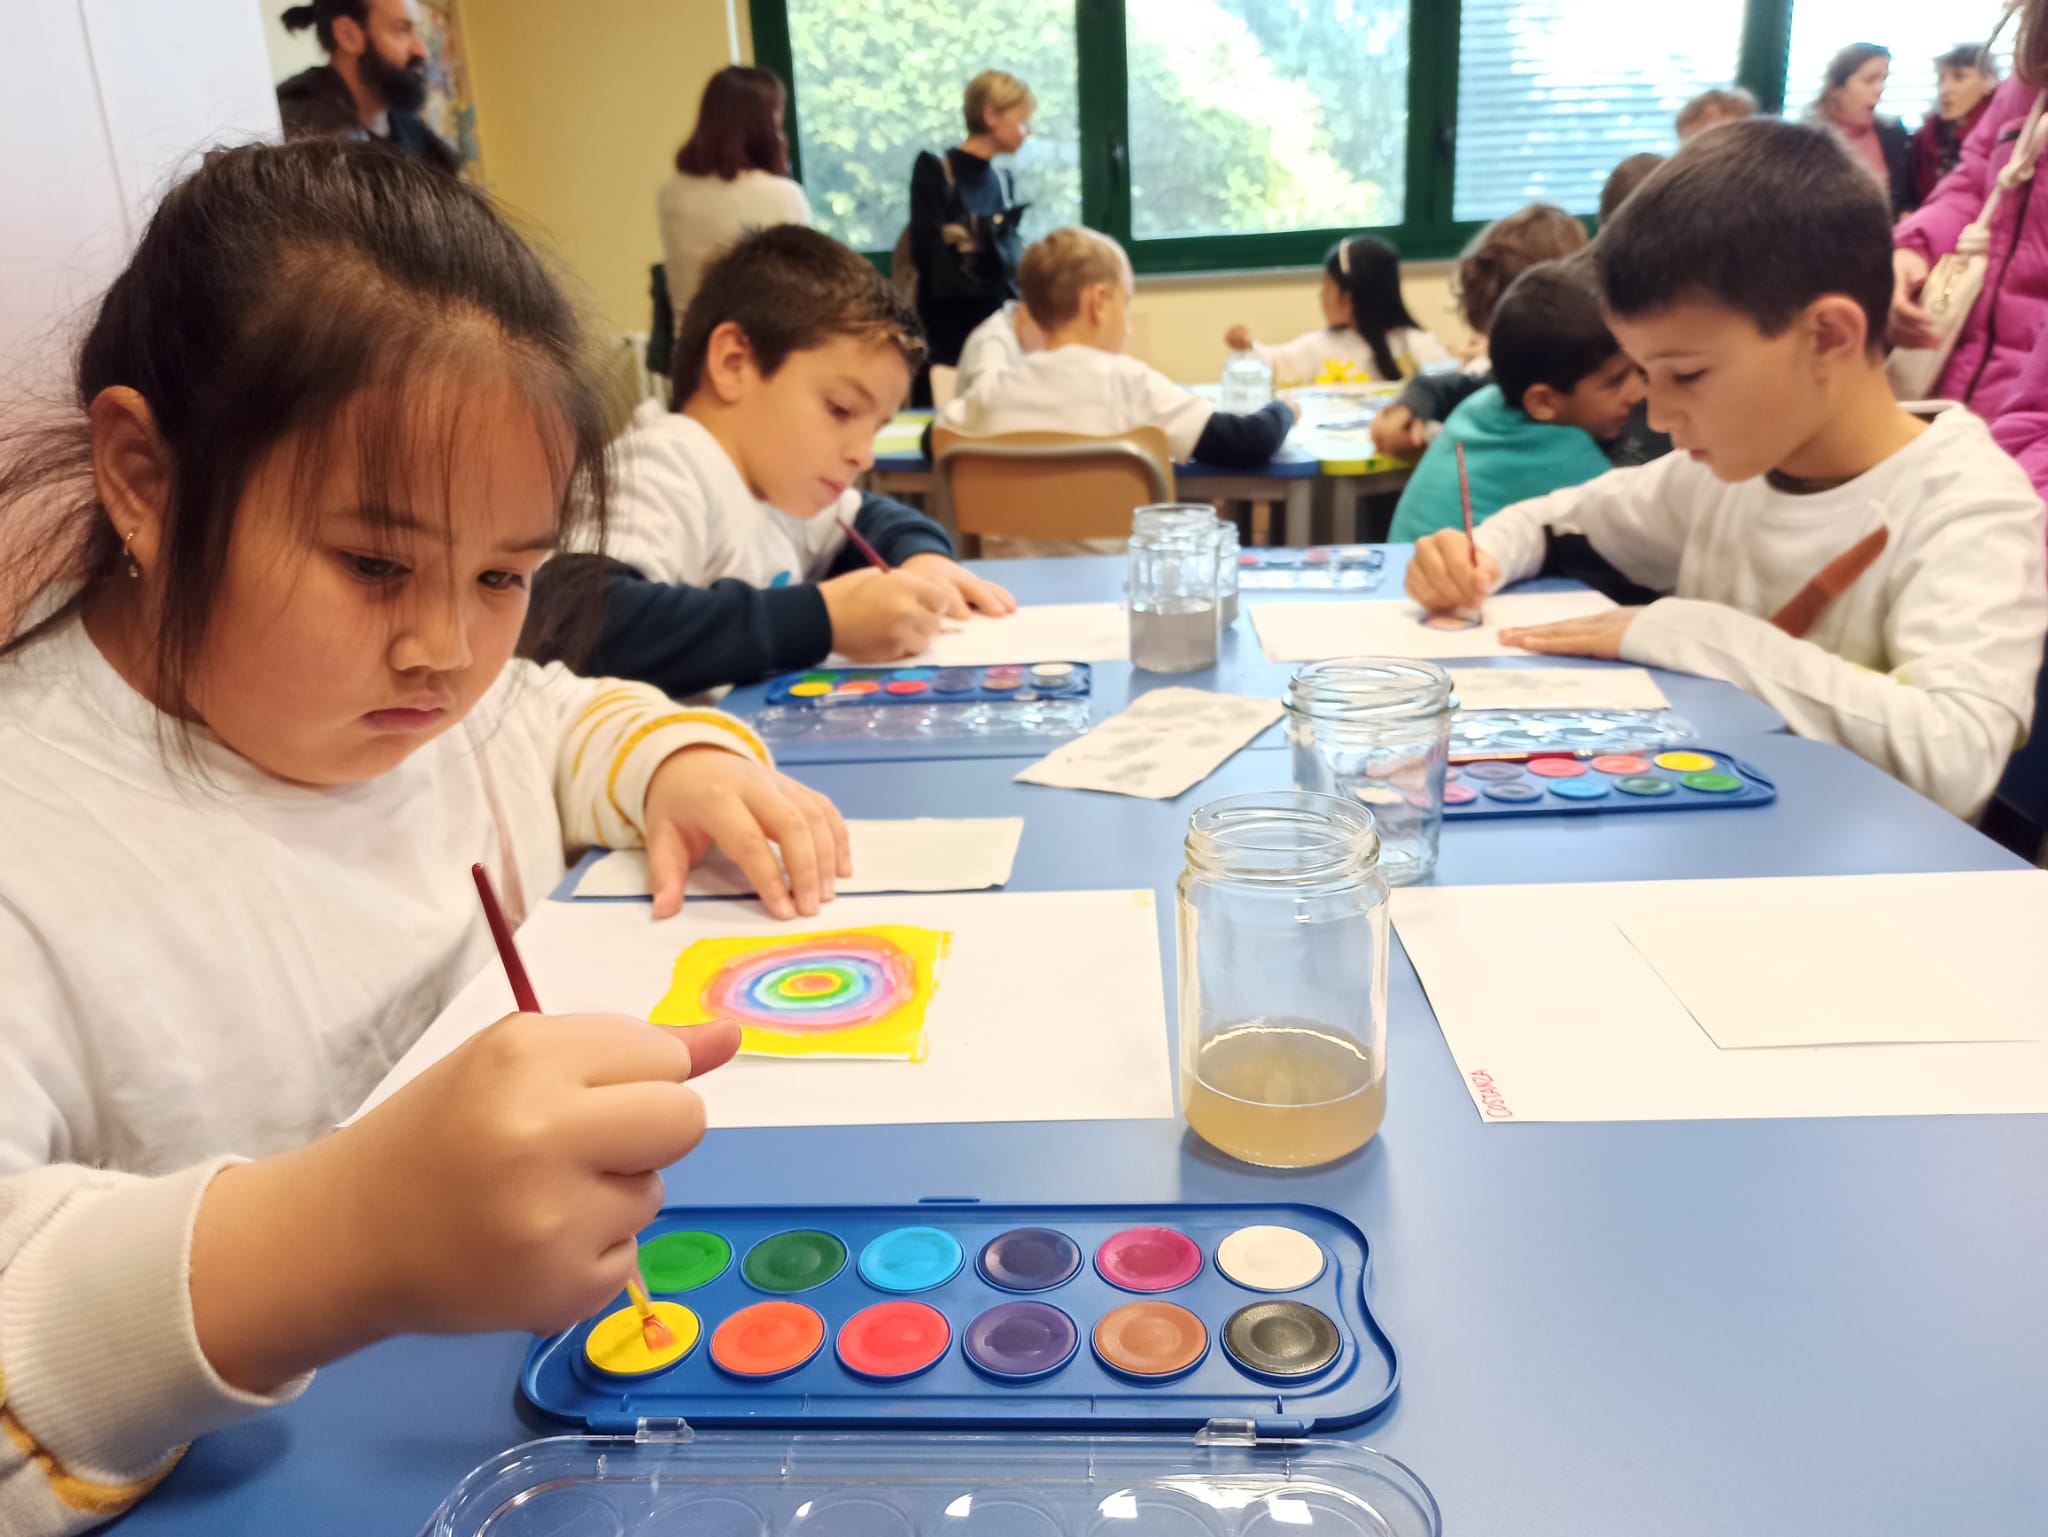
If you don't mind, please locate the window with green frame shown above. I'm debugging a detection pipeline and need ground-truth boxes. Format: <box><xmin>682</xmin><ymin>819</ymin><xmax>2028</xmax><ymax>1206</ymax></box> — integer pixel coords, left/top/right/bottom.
<box><xmin>751</xmin><ymin>1</ymin><xmax>1945</xmax><ymax>276</ymax></box>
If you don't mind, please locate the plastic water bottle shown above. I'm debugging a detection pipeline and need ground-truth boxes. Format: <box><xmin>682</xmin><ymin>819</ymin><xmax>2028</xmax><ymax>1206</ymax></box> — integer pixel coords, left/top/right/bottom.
<box><xmin>1220</xmin><ymin>350</ymin><xmax>1273</xmax><ymax>414</ymax></box>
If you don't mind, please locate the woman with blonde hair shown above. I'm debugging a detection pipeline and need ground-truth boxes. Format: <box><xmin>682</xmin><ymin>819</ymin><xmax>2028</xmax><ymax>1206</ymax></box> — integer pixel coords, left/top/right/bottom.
<box><xmin>905</xmin><ymin>70</ymin><xmax>1036</xmax><ymax>403</ymax></box>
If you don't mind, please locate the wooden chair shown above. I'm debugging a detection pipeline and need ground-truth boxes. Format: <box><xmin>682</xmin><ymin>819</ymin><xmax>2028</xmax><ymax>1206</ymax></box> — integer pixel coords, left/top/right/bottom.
<box><xmin>930</xmin><ymin>426</ymin><xmax>1176</xmax><ymax>554</ymax></box>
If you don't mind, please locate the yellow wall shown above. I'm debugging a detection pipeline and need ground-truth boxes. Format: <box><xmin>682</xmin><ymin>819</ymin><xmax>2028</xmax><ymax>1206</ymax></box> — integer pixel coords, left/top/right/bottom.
<box><xmin>461</xmin><ymin>1</ymin><xmax>1471</xmax><ymax>378</ymax></box>
<box><xmin>461</xmin><ymin>0</ymin><xmax>739</xmax><ymax>340</ymax></box>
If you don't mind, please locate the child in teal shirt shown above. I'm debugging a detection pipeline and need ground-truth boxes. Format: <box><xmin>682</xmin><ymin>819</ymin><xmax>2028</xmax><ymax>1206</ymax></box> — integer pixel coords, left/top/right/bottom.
<box><xmin>1390</xmin><ymin>261</ymin><xmax>1645</xmax><ymax>542</ymax></box>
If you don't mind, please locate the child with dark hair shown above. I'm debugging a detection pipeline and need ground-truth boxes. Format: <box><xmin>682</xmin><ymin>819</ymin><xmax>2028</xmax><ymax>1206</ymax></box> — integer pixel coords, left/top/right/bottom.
<box><xmin>1408</xmin><ymin>118</ymin><xmax>2046</xmax><ymax>820</ymax></box>
<box><xmin>1224</xmin><ymin>235</ymin><xmax>1448</xmax><ymax>385</ymax></box>
<box><xmin>532</xmin><ymin>226</ymin><xmax>1012</xmax><ymax>699</ymax></box>
<box><xmin>1388</xmin><ymin>261</ymin><xmax>1643</xmax><ymax>542</ymax></box>
<box><xmin>1599</xmin><ymin>153</ymin><xmax>1666</xmax><ymax>224</ymax></box>
<box><xmin>1370</xmin><ymin>203</ymin><xmax>1588</xmax><ymax>457</ymax></box>
<box><xmin>0</xmin><ymin>137</ymin><xmax>844</xmax><ymax>1534</ymax></box>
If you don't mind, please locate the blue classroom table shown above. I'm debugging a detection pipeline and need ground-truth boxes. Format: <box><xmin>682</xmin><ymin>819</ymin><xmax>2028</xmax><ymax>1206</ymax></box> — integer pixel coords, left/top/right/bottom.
<box><xmin>116</xmin><ymin>561</ymin><xmax>2046</xmax><ymax>1536</ymax></box>
<box><xmin>727</xmin><ymin>553</ymin><xmax>1787</xmax><ymax>764</ymax></box>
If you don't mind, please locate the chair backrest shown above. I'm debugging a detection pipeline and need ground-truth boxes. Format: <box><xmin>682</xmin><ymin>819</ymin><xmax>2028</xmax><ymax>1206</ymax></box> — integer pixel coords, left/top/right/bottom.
<box><xmin>931</xmin><ymin>427</ymin><xmax>1176</xmax><ymax>542</ymax></box>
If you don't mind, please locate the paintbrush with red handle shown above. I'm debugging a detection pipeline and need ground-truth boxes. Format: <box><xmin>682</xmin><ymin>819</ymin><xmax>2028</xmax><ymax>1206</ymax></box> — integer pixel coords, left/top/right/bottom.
<box><xmin>840</xmin><ymin>519</ymin><xmax>893</xmax><ymax>573</ymax></box>
<box><xmin>470</xmin><ymin>863</ymin><xmax>673</xmax><ymax>1353</ymax></box>
<box><xmin>1455</xmin><ymin>441</ymin><xmax>1482</xmax><ymax>623</ymax></box>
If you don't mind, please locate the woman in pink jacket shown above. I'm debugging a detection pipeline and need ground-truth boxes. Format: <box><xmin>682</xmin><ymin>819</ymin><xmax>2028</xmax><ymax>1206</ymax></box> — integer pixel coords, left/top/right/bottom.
<box><xmin>1892</xmin><ymin>2</ymin><xmax>2048</xmax><ymax>494</ymax></box>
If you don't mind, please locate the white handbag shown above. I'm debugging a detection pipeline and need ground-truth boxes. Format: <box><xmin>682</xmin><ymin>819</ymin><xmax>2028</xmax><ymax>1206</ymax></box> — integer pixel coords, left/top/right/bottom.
<box><xmin>1889</xmin><ymin>86</ymin><xmax>2048</xmax><ymax>401</ymax></box>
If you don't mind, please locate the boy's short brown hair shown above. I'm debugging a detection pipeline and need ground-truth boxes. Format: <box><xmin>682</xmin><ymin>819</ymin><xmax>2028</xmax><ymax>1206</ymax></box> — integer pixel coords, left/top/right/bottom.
<box><xmin>1676</xmin><ymin>86</ymin><xmax>1757</xmax><ymax>138</ymax></box>
<box><xmin>1018</xmin><ymin>226</ymin><xmax>1132</xmax><ymax>330</ymax></box>
<box><xmin>1599</xmin><ymin>153</ymin><xmax>1666</xmax><ymax>224</ymax></box>
<box><xmin>1453</xmin><ymin>203</ymin><xmax>1588</xmax><ymax>336</ymax></box>
<box><xmin>672</xmin><ymin>225</ymin><xmax>926</xmax><ymax>403</ymax></box>
<box><xmin>1596</xmin><ymin>118</ymin><xmax>1893</xmax><ymax>353</ymax></box>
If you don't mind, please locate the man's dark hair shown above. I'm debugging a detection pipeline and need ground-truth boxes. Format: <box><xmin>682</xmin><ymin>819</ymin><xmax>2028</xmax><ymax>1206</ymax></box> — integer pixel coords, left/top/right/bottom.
<box><xmin>1594</xmin><ymin>118</ymin><xmax>1893</xmax><ymax>354</ymax></box>
<box><xmin>1489</xmin><ymin>259</ymin><xmax>1621</xmax><ymax>412</ymax></box>
<box><xmin>280</xmin><ymin>0</ymin><xmax>368</xmax><ymax>54</ymax></box>
<box><xmin>1936</xmin><ymin>43</ymin><xmax>1999</xmax><ymax>78</ymax></box>
<box><xmin>672</xmin><ymin>226</ymin><xmax>926</xmax><ymax>403</ymax></box>
<box><xmin>1598</xmin><ymin>153</ymin><xmax>1665</xmax><ymax>225</ymax></box>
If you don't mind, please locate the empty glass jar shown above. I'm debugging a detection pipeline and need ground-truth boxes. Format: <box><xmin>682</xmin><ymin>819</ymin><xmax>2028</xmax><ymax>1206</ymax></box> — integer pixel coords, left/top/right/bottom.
<box><xmin>1176</xmin><ymin>791</ymin><xmax>1391</xmax><ymax>1168</ymax></box>
<box><xmin>1285</xmin><ymin>658</ymin><xmax>1453</xmax><ymax>885</ymax></box>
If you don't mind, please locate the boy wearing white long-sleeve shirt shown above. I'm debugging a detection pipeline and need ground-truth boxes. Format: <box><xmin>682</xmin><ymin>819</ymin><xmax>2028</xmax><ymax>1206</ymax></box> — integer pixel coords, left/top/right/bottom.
<box><xmin>1408</xmin><ymin>119</ymin><xmax>2045</xmax><ymax>820</ymax></box>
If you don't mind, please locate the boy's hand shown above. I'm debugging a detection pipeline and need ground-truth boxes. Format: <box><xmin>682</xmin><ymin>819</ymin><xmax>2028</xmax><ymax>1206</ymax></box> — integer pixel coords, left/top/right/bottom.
<box><xmin>1405</xmin><ymin>530</ymin><xmax>1500</xmax><ymax>614</ymax></box>
<box><xmin>1498</xmin><ymin>608</ymin><xmax>1642</xmax><ymax>660</ymax></box>
<box><xmin>642</xmin><ymin>746</ymin><xmax>850</xmax><ymax>919</ymax></box>
<box><xmin>1224</xmin><ymin>324</ymin><xmax>1253</xmax><ymax>350</ymax></box>
<box><xmin>819</xmin><ymin>568</ymin><xmax>952</xmax><ymax>661</ymax></box>
<box><xmin>1371</xmin><ymin>404</ymin><xmax>1431</xmax><ymax>457</ymax></box>
<box><xmin>1890</xmin><ymin>248</ymin><xmax>1938</xmax><ymax>350</ymax></box>
<box><xmin>902</xmin><ymin>552</ymin><xmax>1018</xmax><ymax>619</ymax></box>
<box><xmin>190</xmin><ymin>1012</ymin><xmax>742</xmax><ymax>1390</ymax></box>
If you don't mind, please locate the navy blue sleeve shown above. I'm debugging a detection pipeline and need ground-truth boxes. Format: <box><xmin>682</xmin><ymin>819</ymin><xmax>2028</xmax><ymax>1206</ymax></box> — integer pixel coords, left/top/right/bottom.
<box><xmin>1396</xmin><ymin>369</ymin><xmax>1487</xmax><ymax>425</ymax></box>
<box><xmin>1190</xmin><ymin>399</ymin><xmax>1293</xmax><ymax>469</ymax></box>
<box><xmin>824</xmin><ymin>493</ymin><xmax>954</xmax><ymax>576</ymax></box>
<box><xmin>526</xmin><ymin>555</ymin><xmax>833</xmax><ymax>697</ymax></box>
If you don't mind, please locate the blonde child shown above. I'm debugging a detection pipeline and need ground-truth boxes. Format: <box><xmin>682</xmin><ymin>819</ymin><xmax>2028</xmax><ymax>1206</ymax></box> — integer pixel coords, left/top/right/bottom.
<box><xmin>0</xmin><ymin>139</ymin><xmax>848</xmax><ymax>1535</ymax></box>
<box><xmin>1224</xmin><ymin>235</ymin><xmax>1449</xmax><ymax>386</ymax></box>
<box><xmin>940</xmin><ymin>226</ymin><xmax>1299</xmax><ymax>556</ymax></box>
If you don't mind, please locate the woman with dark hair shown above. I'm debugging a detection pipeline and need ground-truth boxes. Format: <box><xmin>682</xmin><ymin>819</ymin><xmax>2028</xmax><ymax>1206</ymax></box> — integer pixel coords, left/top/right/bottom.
<box><xmin>1808</xmin><ymin>43</ymin><xmax>1915</xmax><ymax>213</ymax></box>
<box><xmin>657</xmin><ymin>66</ymin><xmax>811</xmax><ymax>330</ymax></box>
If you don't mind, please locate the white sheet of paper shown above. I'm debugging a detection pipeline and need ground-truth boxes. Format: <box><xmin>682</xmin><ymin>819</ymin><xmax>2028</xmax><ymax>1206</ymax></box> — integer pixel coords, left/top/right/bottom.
<box><xmin>573</xmin><ymin>818</ymin><xmax>1026</xmax><ymax>899</ymax></box>
<box><xmin>1250</xmin><ymin>592</ymin><xmax>1618</xmax><ymax>662</ymax></box>
<box><xmin>351</xmin><ymin>889</ymin><xmax>1173</xmax><ymax>1129</ymax></box>
<box><xmin>1448</xmin><ymin>666</ymin><xmax>1670</xmax><ymax>713</ymax></box>
<box><xmin>1393</xmin><ymin>871</ymin><xmax>2048</xmax><ymax>1124</ymax></box>
<box><xmin>836</xmin><ymin>602</ymin><xmax>1131</xmax><ymax>667</ymax></box>
<box><xmin>1615</xmin><ymin>906</ymin><xmax>2030</xmax><ymax>1049</ymax></box>
<box><xmin>1013</xmin><ymin>687</ymin><xmax>1283</xmax><ymax>799</ymax></box>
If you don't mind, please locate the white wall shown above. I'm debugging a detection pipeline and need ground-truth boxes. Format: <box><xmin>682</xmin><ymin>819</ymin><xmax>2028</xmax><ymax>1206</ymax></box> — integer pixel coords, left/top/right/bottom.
<box><xmin>1</xmin><ymin>0</ymin><xmax>281</xmax><ymax>401</ymax></box>
<box><xmin>258</xmin><ymin>0</ymin><xmax>328</xmax><ymax>83</ymax></box>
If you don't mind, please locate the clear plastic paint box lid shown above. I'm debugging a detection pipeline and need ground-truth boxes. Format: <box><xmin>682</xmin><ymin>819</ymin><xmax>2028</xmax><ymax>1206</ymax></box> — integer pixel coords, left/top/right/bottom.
<box><xmin>422</xmin><ymin>1426</ymin><xmax>1441</xmax><ymax>1537</ymax></box>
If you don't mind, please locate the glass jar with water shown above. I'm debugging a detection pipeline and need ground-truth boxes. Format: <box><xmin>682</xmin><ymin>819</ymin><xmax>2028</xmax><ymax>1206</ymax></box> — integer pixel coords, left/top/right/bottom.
<box><xmin>1177</xmin><ymin>792</ymin><xmax>1390</xmax><ymax>1168</ymax></box>
<box><xmin>1220</xmin><ymin>349</ymin><xmax>1274</xmax><ymax>414</ymax></box>
<box><xmin>1127</xmin><ymin>508</ymin><xmax>1223</xmax><ymax>672</ymax></box>
<box><xmin>1285</xmin><ymin>658</ymin><xmax>1453</xmax><ymax>885</ymax></box>
<box><xmin>1133</xmin><ymin>503</ymin><xmax>1237</xmax><ymax>628</ymax></box>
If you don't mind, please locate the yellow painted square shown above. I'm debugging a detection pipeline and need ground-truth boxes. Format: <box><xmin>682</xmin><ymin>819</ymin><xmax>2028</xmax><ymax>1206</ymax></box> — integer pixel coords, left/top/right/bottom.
<box><xmin>648</xmin><ymin>926</ymin><xmax>949</xmax><ymax>1061</ymax></box>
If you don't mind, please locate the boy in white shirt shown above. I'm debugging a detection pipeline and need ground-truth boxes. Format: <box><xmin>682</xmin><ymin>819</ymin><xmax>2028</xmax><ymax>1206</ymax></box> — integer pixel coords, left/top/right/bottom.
<box><xmin>1407</xmin><ymin>119</ymin><xmax>2047</xmax><ymax>820</ymax></box>
<box><xmin>939</xmin><ymin>226</ymin><xmax>1300</xmax><ymax>555</ymax></box>
<box><xmin>532</xmin><ymin>227</ymin><xmax>1013</xmax><ymax>698</ymax></box>
<box><xmin>952</xmin><ymin>298</ymin><xmax>1043</xmax><ymax>396</ymax></box>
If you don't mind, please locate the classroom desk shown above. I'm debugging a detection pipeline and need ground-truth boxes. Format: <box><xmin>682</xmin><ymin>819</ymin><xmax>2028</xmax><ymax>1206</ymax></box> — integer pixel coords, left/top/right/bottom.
<box><xmin>725</xmin><ymin>554</ymin><xmax>1788</xmax><ymax>765</ymax></box>
<box><xmin>868</xmin><ymin>414</ymin><xmax>1413</xmax><ymax>547</ymax></box>
<box><xmin>123</xmin><ymin>732</ymin><xmax>2046</xmax><ymax>1537</ymax></box>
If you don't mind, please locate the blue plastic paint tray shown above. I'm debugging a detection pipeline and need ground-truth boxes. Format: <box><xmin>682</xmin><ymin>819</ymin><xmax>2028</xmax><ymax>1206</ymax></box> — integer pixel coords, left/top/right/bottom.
<box><xmin>1237</xmin><ymin>547</ymin><xmax>1386</xmax><ymax>591</ymax></box>
<box><xmin>1445</xmin><ymin>746</ymin><xmax>1775</xmax><ymax>818</ymax></box>
<box><xmin>521</xmin><ymin>1201</ymin><xmax>1398</xmax><ymax>1435</ymax></box>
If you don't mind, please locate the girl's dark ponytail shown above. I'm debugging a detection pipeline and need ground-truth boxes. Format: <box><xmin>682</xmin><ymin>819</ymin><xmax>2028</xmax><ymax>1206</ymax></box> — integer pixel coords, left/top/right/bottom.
<box><xmin>1327</xmin><ymin>236</ymin><xmax>1420</xmax><ymax>381</ymax></box>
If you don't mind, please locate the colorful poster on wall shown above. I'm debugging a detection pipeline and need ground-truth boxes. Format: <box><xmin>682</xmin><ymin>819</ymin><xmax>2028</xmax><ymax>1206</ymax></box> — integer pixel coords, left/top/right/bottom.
<box><xmin>418</xmin><ymin>0</ymin><xmax>482</xmax><ymax>178</ymax></box>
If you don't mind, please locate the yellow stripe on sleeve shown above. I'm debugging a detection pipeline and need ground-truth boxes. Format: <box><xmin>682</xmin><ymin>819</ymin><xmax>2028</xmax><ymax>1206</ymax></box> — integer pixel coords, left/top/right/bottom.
<box><xmin>604</xmin><ymin>711</ymin><xmax>772</xmax><ymax>831</ymax></box>
<box><xmin>2</xmin><ymin>1400</ymin><xmax>182</xmax><ymax>1518</ymax></box>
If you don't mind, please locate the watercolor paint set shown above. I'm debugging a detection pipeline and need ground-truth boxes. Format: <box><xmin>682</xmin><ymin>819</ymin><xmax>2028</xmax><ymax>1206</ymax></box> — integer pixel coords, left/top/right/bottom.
<box><xmin>1444</xmin><ymin>748</ymin><xmax>1775</xmax><ymax>819</ymax></box>
<box><xmin>1236</xmin><ymin>547</ymin><xmax>1387</xmax><ymax>591</ymax></box>
<box><xmin>766</xmin><ymin>664</ymin><xmax>1093</xmax><ymax>708</ymax></box>
<box><xmin>523</xmin><ymin>1201</ymin><xmax>1397</xmax><ymax>1433</ymax></box>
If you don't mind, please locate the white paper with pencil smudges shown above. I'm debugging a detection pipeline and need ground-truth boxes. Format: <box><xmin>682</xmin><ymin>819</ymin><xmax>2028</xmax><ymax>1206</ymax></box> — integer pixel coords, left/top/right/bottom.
<box><xmin>1012</xmin><ymin>687</ymin><xmax>1283</xmax><ymax>799</ymax></box>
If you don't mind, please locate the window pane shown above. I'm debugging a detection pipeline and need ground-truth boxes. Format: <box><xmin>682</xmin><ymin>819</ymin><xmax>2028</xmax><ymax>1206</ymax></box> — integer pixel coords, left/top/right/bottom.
<box><xmin>1785</xmin><ymin>3</ymin><xmax>2011</xmax><ymax>128</ymax></box>
<box><xmin>1453</xmin><ymin>0</ymin><xmax>1745</xmax><ymax>222</ymax></box>
<box><xmin>784</xmin><ymin>1</ymin><xmax>1080</xmax><ymax>252</ymax></box>
<box><xmin>1125</xmin><ymin>0</ymin><xmax>1408</xmax><ymax>241</ymax></box>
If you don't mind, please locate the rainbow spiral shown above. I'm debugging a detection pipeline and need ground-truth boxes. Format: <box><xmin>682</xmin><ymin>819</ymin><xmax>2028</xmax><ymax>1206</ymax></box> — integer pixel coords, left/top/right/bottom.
<box><xmin>702</xmin><ymin>935</ymin><xmax>916</xmax><ymax>1035</ymax></box>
